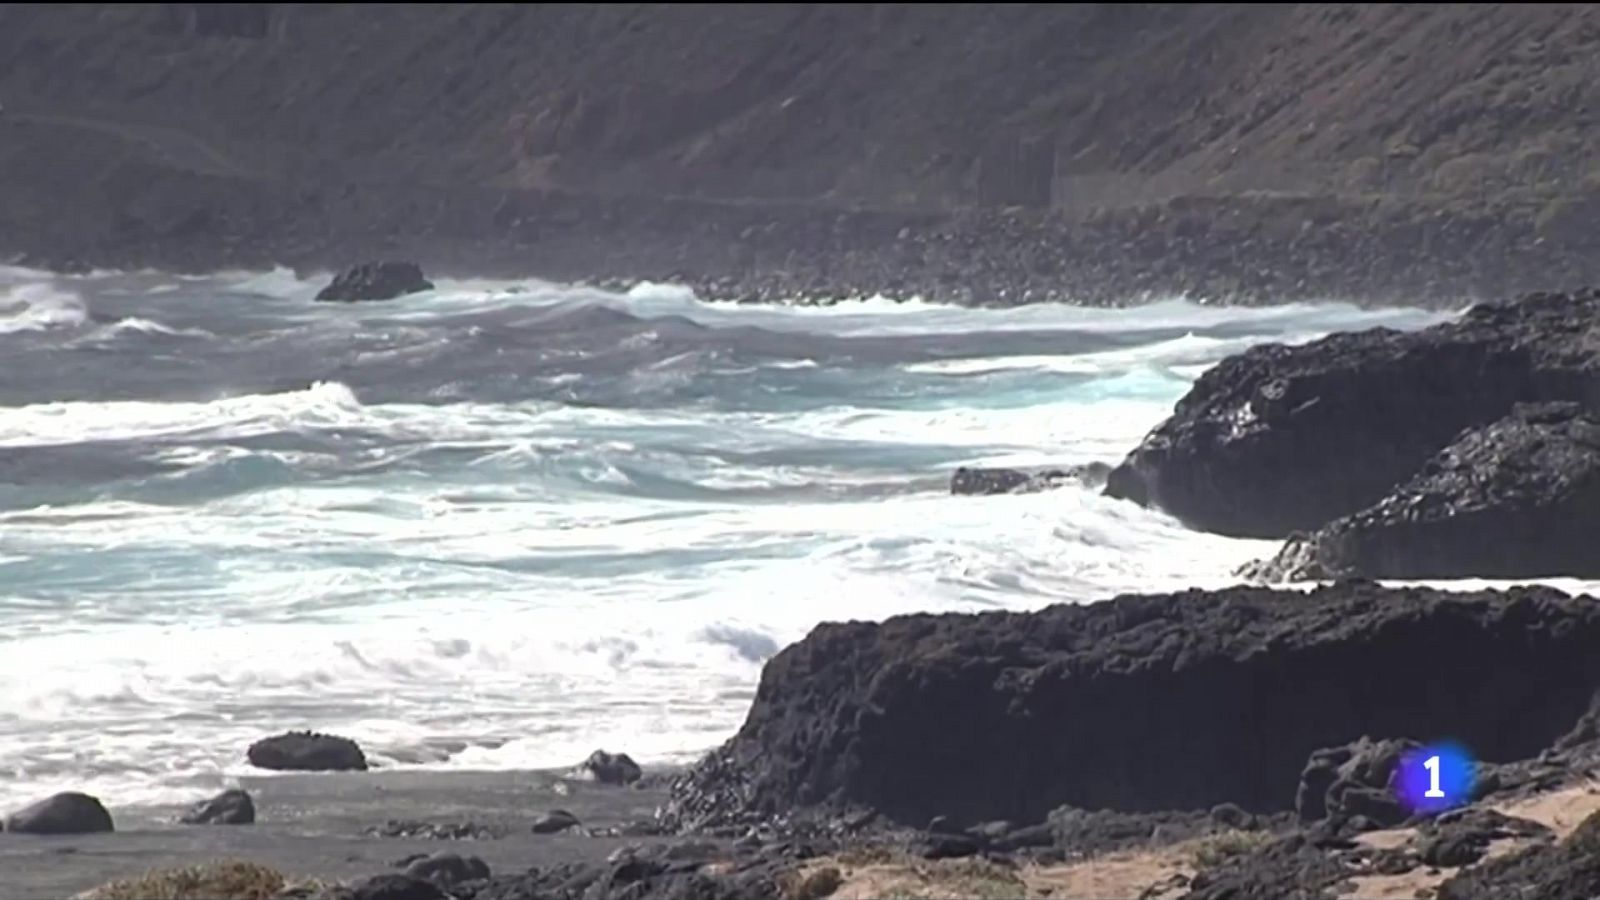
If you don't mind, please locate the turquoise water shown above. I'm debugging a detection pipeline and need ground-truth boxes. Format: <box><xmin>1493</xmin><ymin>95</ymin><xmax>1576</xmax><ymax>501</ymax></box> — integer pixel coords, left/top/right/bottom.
<box><xmin>0</xmin><ymin>265</ymin><xmax>1455</xmax><ymax>810</ymax></box>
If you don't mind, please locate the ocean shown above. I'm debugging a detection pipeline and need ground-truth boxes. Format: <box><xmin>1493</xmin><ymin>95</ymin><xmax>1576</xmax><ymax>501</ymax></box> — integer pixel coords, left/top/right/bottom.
<box><xmin>0</xmin><ymin>265</ymin><xmax>1526</xmax><ymax>812</ymax></box>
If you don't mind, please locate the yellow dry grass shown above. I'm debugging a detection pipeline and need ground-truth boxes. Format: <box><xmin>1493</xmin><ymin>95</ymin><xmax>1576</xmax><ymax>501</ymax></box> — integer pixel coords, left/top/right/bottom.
<box><xmin>73</xmin><ymin>859</ymin><xmax>328</xmax><ymax>900</ymax></box>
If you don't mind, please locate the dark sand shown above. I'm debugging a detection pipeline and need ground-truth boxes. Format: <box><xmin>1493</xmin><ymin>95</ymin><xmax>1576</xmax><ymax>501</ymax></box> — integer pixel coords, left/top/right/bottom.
<box><xmin>2</xmin><ymin>768</ymin><xmax>693</xmax><ymax>900</ymax></box>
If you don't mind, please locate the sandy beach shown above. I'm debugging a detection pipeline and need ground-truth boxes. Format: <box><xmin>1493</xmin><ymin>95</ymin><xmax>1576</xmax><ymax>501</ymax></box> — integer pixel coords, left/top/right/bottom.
<box><xmin>2</xmin><ymin>768</ymin><xmax>691</xmax><ymax>900</ymax></box>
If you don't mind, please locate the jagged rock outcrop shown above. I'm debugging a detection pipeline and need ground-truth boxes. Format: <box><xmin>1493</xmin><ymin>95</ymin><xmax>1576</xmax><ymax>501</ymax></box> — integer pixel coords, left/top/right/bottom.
<box><xmin>1246</xmin><ymin>402</ymin><xmax>1600</xmax><ymax>580</ymax></box>
<box><xmin>1418</xmin><ymin>809</ymin><xmax>1550</xmax><ymax>868</ymax></box>
<box><xmin>1104</xmin><ymin>290</ymin><xmax>1600</xmax><ymax>538</ymax></box>
<box><xmin>1439</xmin><ymin>808</ymin><xmax>1600</xmax><ymax>900</ymax></box>
<box><xmin>1294</xmin><ymin>737</ymin><xmax>1418</xmax><ymax>828</ymax></box>
<box><xmin>315</xmin><ymin>262</ymin><xmax>434</xmax><ymax>302</ymax></box>
<box><xmin>664</xmin><ymin>583</ymin><xmax>1600</xmax><ymax>831</ymax></box>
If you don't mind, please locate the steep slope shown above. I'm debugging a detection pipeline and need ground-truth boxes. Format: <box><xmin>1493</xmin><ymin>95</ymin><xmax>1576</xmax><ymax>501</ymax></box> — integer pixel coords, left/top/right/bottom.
<box><xmin>1</xmin><ymin>4</ymin><xmax>1598</xmax><ymax>301</ymax></box>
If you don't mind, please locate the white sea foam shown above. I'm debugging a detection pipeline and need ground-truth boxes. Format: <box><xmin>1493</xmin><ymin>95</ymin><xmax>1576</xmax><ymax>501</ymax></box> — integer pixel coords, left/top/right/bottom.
<box><xmin>0</xmin><ymin>269</ymin><xmax>1562</xmax><ymax>812</ymax></box>
<box><xmin>0</xmin><ymin>381</ymin><xmax>369</xmax><ymax>447</ymax></box>
<box><xmin>0</xmin><ymin>282</ymin><xmax>90</xmax><ymax>333</ymax></box>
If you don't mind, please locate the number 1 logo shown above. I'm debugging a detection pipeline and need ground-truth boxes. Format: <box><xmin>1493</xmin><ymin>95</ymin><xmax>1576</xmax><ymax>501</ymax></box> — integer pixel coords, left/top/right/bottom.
<box><xmin>1423</xmin><ymin>754</ymin><xmax>1444</xmax><ymax>798</ymax></box>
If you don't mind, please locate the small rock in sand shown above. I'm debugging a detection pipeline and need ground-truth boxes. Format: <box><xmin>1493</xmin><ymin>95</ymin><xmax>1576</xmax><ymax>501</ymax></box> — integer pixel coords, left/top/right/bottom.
<box><xmin>579</xmin><ymin>749</ymin><xmax>642</xmax><ymax>785</ymax></box>
<box><xmin>402</xmin><ymin>852</ymin><xmax>490</xmax><ymax>889</ymax></box>
<box><xmin>532</xmin><ymin>808</ymin><xmax>580</xmax><ymax>834</ymax></box>
<box><xmin>324</xmin><ymin>873</ymin><xmax>447</xmax><ymax>900</ymax></box>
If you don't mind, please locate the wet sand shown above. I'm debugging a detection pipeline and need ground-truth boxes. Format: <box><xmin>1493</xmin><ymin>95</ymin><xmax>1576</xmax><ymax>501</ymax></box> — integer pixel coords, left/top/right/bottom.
<box><xmin>2</xmin><ymin>768</ymin><xmax>691</xmax><ymax>900</ymax></box>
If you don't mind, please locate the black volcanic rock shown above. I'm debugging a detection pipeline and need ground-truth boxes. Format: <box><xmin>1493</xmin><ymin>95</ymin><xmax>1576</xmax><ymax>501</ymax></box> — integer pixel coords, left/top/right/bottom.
<box><xmin>1104</xmin><ymin>290</ymin><xmax>1600</xmax><ymax>538</ymax></box>
<box><xmin>248</xmin><ymin>730</ymin><xmax>368</xmax><ymax>771</ymax></box>
<box><xmin>365</xmin><ymin>819</ymin><xmax>506</xmax><ymax>840</ymax></box>
<box><xmin>1439</xmin><ymin>808</ymin><xmax>1600</xmax><ymax>900</ymax></box>
<box><xmin>663</xmin><ymin>583</ymin><xmax>1600</xmax><ymax>831</ymax></box>
<box><xmin>1047</xmin><ymin>806</ymin><xmax>1223</xmax><ymax>855</ymax></box>
<box><xmin>580</xmin><ymin>750</ymin><xmax>642</xmax><ymax>785</ymax></box>
<box><xmin>402</xmin><ymin>852</ymin><xmax>491</xmax><ymax>889</ymax></box>
<box><xmin>1184</xmin><ymin>833</ymin><xmax>1354</xmax><ymax>900</ymax></box>
<box><xmin>465</xmin><ymin>842</ymin><xmax>781</xmax><ymax>900</ymax></box>
<box><xmin>2</xmin><ymin>791</ymin><xmax>113</xmax><ymax>834</ymax></box>
<box><xmin>315</xmin><ymin>261</ymin><xmax>434</xmax><ymax>302</ymax></box>
<box><xmin>1418</xmin><ymin>809</ymin><xmax>1550</xmax><ymax>868</ymax></box>
<box><xmin>324</xmin><ymin>874</ymin><xmax>448</xmax><ymax>900</ymax></box>
<box><xmin>179</xmin><ymin>787</ymin><xmax>255</xmax><ymax>825</ymax></box>
<box><xmin>532</xmin><ymin>809</ymin><xmax>580</xmax><ymax>834</ymax></box>
<box><xmin>1247</xmin><ymin>402</ymin><xmax>1600</xmax><ymax>580</ymax></box>
<box><xmin>949</xmin><ymin>462</ymin><xmax>1111</xmax><ymax>495</ymax></box>
<box><xmin>1294</xmin><ymin>737</ymin><xmax>1417</xmax><ymax>826</ymax></box>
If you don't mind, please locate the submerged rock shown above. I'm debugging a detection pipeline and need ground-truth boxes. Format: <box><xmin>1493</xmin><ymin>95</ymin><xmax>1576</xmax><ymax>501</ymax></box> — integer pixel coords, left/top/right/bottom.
<box><xmin>663</xmin><ymin>583</ymin><xmax>1600</xmax><ymax>830</ymax></box>
<box><xmin>2</xmin><ymin>791</ymin><xmax>114</xmax><ymax>834</ymax></box>
<box><xmin>949</xmin><ymin>462</ymin><xmax>1111</xmax><ymax>495</ymax></box>
<box><xmin>1104</xmin><ymin>289</ymin><xmax>1600</xmax><ymax>538</ymax></box>
<box><xmin>314</xmin><ymin>261</ymin><xmax>434</xmax><ymax>302</ymax></box>
<box><xmin>1246</xmin><ymin>403</ymin><xmax>1600</xmax><ymax>580</ymax></box>
<box><xmin>179</xmin><ymin>787</ymin><xmax>255</xmax><ymax>825</ymax></box>
<box><xmin>248</xmin><ymin>730</ymin><xmax>368</xmax><ymax>772</ymax></box>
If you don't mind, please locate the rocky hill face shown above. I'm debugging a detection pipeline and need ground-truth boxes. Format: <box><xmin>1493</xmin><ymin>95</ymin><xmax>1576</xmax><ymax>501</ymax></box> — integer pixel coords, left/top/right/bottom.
<box><xmin>3</xmin><ymin>4</ymin><xmax>1599</xmax><ymax>303</ymax></box>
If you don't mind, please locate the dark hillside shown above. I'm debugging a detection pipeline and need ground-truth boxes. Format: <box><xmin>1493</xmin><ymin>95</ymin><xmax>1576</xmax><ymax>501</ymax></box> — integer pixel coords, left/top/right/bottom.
<box><xmin>2</xmin><ymin>4</ymin><xmax>1597</xmax><ymax>303</ymax></box>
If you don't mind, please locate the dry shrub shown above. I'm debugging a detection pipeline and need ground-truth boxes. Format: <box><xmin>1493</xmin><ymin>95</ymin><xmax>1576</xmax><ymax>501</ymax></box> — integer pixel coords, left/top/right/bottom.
<box><xmin>74</xmin><ymin>859</ymin><xmax>328</xmax><ymax>900</ymax></box>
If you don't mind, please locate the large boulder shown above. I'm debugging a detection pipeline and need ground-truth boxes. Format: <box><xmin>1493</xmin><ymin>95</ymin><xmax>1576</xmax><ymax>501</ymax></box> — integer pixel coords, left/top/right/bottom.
<box><xmin>1247</xmin><ymin>403</ymin><xmax>1600</xmax><ymax>580</ymax></box>
<box><xmin>664</xmin><ymin>583</ymin><xmax>1600</xmax><ymax>831</ymax></box>
<box><xmin>179</xmin><ymin>788</ymin><xmax>255</xmax><ymax>825</ymax></box>
<box><xmin>1103</xmin><ymin>290</ymin><xmax>1600</xmax><ymax>538</ymax></box>
<box><xmin>3</xmin><ymin>791</ymin><xmax>114</xmax><ymax>834</ymax></box>
<box><xmin>248</xmin><ymin>730</ymin><xmax>368</xmax><ymax>772</ymax></box>
<box><xmin>314</xmin><ymin>261</ymin><xmax>434</xmax><ymax>302</ymax></box>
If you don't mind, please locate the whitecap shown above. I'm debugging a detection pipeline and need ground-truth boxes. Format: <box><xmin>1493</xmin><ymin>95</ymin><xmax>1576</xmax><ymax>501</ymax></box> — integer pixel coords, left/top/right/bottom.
<box><xmin>0</xmin><ymin>282</ymin><xmax>89</xmax><ymax>334</ymax></box>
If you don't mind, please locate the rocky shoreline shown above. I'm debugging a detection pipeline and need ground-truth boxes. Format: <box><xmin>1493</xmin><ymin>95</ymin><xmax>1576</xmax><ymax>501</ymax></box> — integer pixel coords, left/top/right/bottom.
<box><xmin>1107</xmin><ymin>287</ymin><xmax>1600</xmax><ymax>581</ymax></box>
<box><xmin>7</xmin><ymin>286</ymin><xmax>1600</xmax><ymax>899</ymax></box>
<box><xmin>18</xmin><ymin>581</ymin><xmax>1600</xmax><ymax>900</ymax></box>
<box><xmin>7</xmin><ymin>176</ymin><xmax>1600</xmax><ymax>311</ymax></box>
